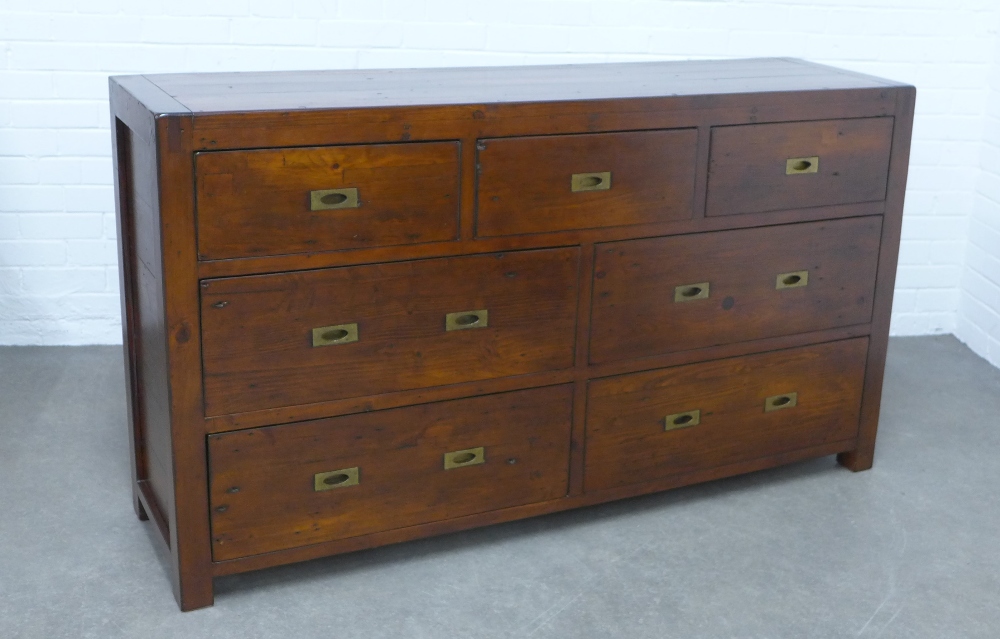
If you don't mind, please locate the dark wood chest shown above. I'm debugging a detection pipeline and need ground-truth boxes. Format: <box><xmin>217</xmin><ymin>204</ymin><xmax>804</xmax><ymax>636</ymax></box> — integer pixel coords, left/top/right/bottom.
<box><xmin>109</xmin><ymin>58</ymin><xmax>914</xmax><ymax>610</ymax></box>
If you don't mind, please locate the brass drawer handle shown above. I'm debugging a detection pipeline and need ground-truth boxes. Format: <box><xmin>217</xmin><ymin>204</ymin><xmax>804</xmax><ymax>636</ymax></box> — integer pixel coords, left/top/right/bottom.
<box><xmin>571</xmin><ymin>171</ymin><xmax>611</xmax><ymax>192</ymax></box>
<box><xmin>776</xmin><ymin>270</ymin><xmax>809</xmax><ymax>289</ymax></box>
<box><xmin>785</xmin><ymin>156</ymin><xmax>819</xmax><ymax>175</ymax></box>
<box><xmin>674</xmin><ymin>282</ymin><xmax>710</xmax><ymax>302</ymax></box>
<box><xmin>314</xmin><ymin>467</ymin><xmax>359</xmax><ymax>491</ymax></box>
<box><xmin>444</xmin><ymin>447</ymin><xmax>485</xmax><ymax>469</ymax></box>
<box><xmin>764</xmin><ymin>392</ymin><xmax>798</xmax><ymax>412</ymax></box>
<box><xmin>310</xmin><ymin>187</ymin><xmax>360</xmax><ymax>211</ymax></box>
<box><xmin>312</xmin><ymin>323</ymin><xmax>358</xmax><ymax>347</ymax></box>
<box><xmin>664</xmin><ymin>409</ymin><xmax>701</xmax><ymax>431</ymax></box>
<box><xmin>445</xmin><ymin>309</ymin><xmax>488</xmax><ymax>331</ymax></box>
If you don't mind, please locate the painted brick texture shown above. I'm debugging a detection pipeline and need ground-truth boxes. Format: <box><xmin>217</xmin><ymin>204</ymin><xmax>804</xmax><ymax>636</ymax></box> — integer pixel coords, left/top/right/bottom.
<box><xmin>956</xmin><ymin>24</ymin><xmax>1000</xmax><ymax>368</ymax></box>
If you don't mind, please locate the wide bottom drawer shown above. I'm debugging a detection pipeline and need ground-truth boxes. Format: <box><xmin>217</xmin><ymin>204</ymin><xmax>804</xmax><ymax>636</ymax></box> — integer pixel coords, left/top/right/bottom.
<box><xmin>208</xmin><ymin>385</ymin><xmax>573</xmax><ymax>561</ymax></box>
<box><xmin>584</xmin><ymin>339</ymin><xmax>868</xmax><ymax>492</ymax></box>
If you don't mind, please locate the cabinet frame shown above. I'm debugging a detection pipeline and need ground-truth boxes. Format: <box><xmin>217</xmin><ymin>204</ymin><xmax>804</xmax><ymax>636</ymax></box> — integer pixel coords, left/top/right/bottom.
<box><xmin>110</xmin><ymin>60</ymin><xmax>914</xmax><ymax>611</ymax></box>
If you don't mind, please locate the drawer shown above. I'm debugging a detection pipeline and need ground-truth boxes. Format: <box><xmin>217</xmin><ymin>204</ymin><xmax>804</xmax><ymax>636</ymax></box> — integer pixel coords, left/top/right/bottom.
<box><xmin>195</xmin><ymin>141</ymin><xmax>460</xmax><ymax>259</ymax></box>
<box><xmin>201</xmin><ymin>247</ymin><xmax>579</xmax><ymax>416</ymax></box>
<box><xmin>476</xmin><ymin>129</ymin><xmax>698</xmax><ymax>237</ymax></box>
<box><xmin>209</xmin><ymin>385</ymin><xmax>574</xmax><ymax>560</ymax></box>
<box><xmin>706</xmin><ymin>118</ymin><xmax>894</xmax><ymax>216</ymax></box>
<box><xmin>584</xmin><ymin>339</ymin><xmax>867</xmax><ymax>492</ymax></box>
<box><xmin>589</xmin><ymin>217</ymin><xmax>881</xmax><ymax>364</ymax></box>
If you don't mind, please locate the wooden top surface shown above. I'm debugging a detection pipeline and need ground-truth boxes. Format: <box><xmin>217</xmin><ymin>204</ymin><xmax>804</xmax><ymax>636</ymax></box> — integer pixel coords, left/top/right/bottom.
<box><xmin>119</xmin><ymin>58</ymin><xmax>904</xmax><ymax>115</ymax></box>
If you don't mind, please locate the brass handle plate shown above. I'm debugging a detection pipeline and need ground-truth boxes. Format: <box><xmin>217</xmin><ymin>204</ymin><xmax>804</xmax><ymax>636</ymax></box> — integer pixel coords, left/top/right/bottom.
<box><xmin>444</xmin><ymin>447</ymin><xmax>485</xmax><ymax>470</ymax></box>
<box><xmin>785</xmin><ymin>156</ymin><xmax>819</xmax><ymax>175</ymax></box>
<box><xmin>664</xmin><ymin>409</ymin><xmax>701</xmax><ymax>432</ymax></box>
<box><xmin>764</xmin><ymin>392</ymin><xmax>798</xmax><ymax>412</ymax></box>
<box><xmin>312</xmin><ymin>323</ymin><xmax>359</xmax><ymax>347</ymax></box>
<box><xmin>445</xmin><ymin>309</ymin><xmax>488</xmax><ymax>331</ymax></box>
<box><xmin>310</xmin><ymin>187</ymin><xmax>360</xmax><ymax>211</ymax></box>
<box><xmin>314</xmin><ymin>467</ymin><xmax>359</xmax><ymax>491</ymax></box>
<box><xmin>571</xmin><ymin>171</ymin><xmax>611</xmax><ymax>192</ymax></box>
<box><xmin>674</xmin><ymin>282</ymin><xmax>710</xmax><ymax>302</ymax></box>
<box><xmin>776</xmin><ymin>270</ymin><xmax>809</xmax><ymax>290</ymax></box>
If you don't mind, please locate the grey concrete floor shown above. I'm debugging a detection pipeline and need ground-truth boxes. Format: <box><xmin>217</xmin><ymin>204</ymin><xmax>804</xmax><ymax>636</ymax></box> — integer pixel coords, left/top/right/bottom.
<box><xmin>1</xmin><ymin>336</ymin><xmax>999</xmax><ymax>638</ymax></box>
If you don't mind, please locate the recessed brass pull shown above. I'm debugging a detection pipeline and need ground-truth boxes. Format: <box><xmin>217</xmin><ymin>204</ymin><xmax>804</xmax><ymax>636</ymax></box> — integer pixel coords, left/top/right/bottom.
<box><xmin>314</xmin><ymin>467</ymin><xmax>359</xmax><ymax>491</ymax></box>
<box><xmin>445</xmin><ymin>309</ymin><xmax>488</xmax><ymax>331</ymax></box>
<box><xmin>310</xmin><ymin>187</ymin><xmax>360</xmax><ymax>211</ymax></box>
<box><xmin>764</xmin><ymin>392</ymin><xmax>798</xmax><ymax>412</ymax></box>
<box><xmin>674</xmin><ymin>282</ymin><xmax>710</xmax><ymax>302</ymax></box>
<box><xmin>312</xmin><ymin>323</ymin><xmax>358</xmax><ymax>347</ymax></box>
<box><xmin>664</xmin><ymin>409</ymin><xmax>701</xmax><ymax>431</ymax></box>
<box><xmin>786</xmin><ymin>156</ymin><xmax>819</xmax><ymax>175</ymax></box>
<box><xmin>776</xmin><ymin>270</ymin><xmax>809</xmax><ymax>289</ymax></box>
<box><xmin>444</xmin><ymin>447</ymin><xmax>485</xmax><ymax>469</ymax></box>
<box><xmin>571</xmin><ymin>171</ymin><xmax>611</xmax><ymax>192</ymax></box>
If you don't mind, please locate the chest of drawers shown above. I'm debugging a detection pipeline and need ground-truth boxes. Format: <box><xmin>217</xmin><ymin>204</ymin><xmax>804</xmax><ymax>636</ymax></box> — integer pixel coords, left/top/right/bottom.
<box><xmin>109</xmin><ymin>58</ymin><xmax>914</xmax><ymax>610</ymax></box>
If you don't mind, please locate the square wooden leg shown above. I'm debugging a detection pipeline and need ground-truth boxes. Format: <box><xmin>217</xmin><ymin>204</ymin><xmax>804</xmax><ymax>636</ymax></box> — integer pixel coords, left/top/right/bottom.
<box><xmin>837</xmin><ymin>448</ymin><xmax>874</xmax><ymax>472</ymax></box>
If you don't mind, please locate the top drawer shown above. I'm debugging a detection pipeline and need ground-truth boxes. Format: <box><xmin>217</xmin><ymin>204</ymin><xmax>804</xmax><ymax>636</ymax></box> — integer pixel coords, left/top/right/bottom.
<box><xmin>195</xmin><ymin>142</ymin><xmax>460</xmax><ymax>260</ymax></box>
<box><xmin>706</xmin><ymin>118</ymin><xmax>893</xmax><ymax>216</ymax></box>
<box><xmin>476</xmin><ymin>129</ymin><xmax>698</xmax><ymax>237</ymax></box>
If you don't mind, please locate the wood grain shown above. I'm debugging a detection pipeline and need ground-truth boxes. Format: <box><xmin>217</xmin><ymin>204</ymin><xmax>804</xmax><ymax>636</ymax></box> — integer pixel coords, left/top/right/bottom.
<box><xmin>839</xmin><ymin>87</ymin><xmax>917</xmax><ymax>471</ymax></box>
<box><xmin>111</xmin><ymin>113</ymin><xmax>147</xmax><ymax>522</ymax></box>
<box><xmin>196</xmin><ymin>201</ymin><xmax>886</xmax><ymax>280</ymax></box>
<box><xmin>476</xmin><ymin>129</ymin><xmax>698</xmax><ymax>236</ymax></box>
<box><xmin>195</xmin><ymin>142</ymin><xmax>460</xmax><ymax>259</ymax></box>
<box><xmin>585</xmin><ymin>338</ymin><xmax>868</xmax><ymax>492</ymax></box>
<box><xmin>109</xmin><ymin>84</ymin><xmax>176</xmax><ymax>536</ymax></box>
<box><xmin>187</xmin><ymin>89</ymin><xmax>896</xmax><ymax>154</ymax></box>
<box><xmin>707</xmin><ymin>117</ymin><xmax>894</xmax><ymax>216</ymax></box>
<box><xmin>213</xmin><ymin>437</ymin><xmax>856</xmax><ymax>577</ymax></box>
<box><xmin>107</xmin><ymin>60</ymin><xmax>915</xmax><ymax>611</ymax></box>
<box><xmin>141</xmin><ymin>58</ymin><xmax>899</xmax><ymax>113</ymax></box>
<box><xmin>156</xmin><ymin>115</ymin><xmax>216</xmax><ymax>610</ymax></box>
<box><xmin>201</xmin><ymin>247</ymin><xmax>580</xmax><ymax>416</ymax></box>
<box><xmin>590</xmin><ymin>216</ymin><xmax>883</xmax><ymax>364</ymax></box>
<box><xmin>208</xmin><ymin>385</ymin><xmax>573</xmax><ymax>560</ymax></box>
<box><xmin>201</xmin><ymin>323</ymin><xmax>871</xmax><ymax>434</ymax></box>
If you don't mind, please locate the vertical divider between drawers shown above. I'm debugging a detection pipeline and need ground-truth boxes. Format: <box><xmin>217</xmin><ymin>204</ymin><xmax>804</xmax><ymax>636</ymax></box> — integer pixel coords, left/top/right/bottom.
<box><xmin>691</xmin><ymin>124</ymin><xmax>713</xmax><ymax>219</ymax></box>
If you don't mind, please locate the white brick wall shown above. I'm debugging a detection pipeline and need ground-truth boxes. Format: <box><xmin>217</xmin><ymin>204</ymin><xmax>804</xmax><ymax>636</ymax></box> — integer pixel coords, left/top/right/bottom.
<box><xmin>956</xmin><ymin>19</ymin><xmax>1000</xmax><ymax>368</ymax></box>
<box><xmin>1</xmin><ymin>1</ymin><xmax>999</xmax><ymax>348</ymax></box>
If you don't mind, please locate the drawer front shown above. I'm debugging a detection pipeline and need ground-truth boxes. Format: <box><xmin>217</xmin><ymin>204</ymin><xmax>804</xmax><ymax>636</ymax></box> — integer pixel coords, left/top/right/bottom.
<box><xmin>195</xmin><ymin>141</ymin><xmax>460</xmax><ymax>259</ymax></box>
<box><xmin>706</xmin><ymin>118</ymin><xmax>894</xmax><ymax>216</ymax></box>
<box><xmin>589</xmin><ymin>217</ymin><xmax>881</xmax><ymax>364</ymax></box>
<box><xmin>201</xmin><ymin>247</ymin><xmax>579</xmax><ymax>416</ymax></box>
<box><xmin>476</xmin><ymin>129</ymin><xmax>698</xmax><ymax>237</ymax></box>
<box><xmin>208</xmin><ymin>385</ymin><xmax>574</xmax><ymax>560</ymax></box>
<box><xmin>585</xmin><ymin>339</ymin><xmax>867</xmax><ymax>492</ymax></box>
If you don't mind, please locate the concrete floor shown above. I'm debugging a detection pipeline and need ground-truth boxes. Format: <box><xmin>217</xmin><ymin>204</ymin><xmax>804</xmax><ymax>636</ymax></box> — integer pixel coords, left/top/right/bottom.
<box><xmin>1</xmin><ymin>336</ymin><xmax>999</xmax><ymax>638</ymax></box>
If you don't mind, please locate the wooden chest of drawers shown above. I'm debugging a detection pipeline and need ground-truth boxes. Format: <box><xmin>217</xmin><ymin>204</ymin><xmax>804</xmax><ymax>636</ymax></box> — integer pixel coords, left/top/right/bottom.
<box><xmin>109</xmin><ymin>58</ymin><xmax>914</xmax><ymax>611</ymax></box>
